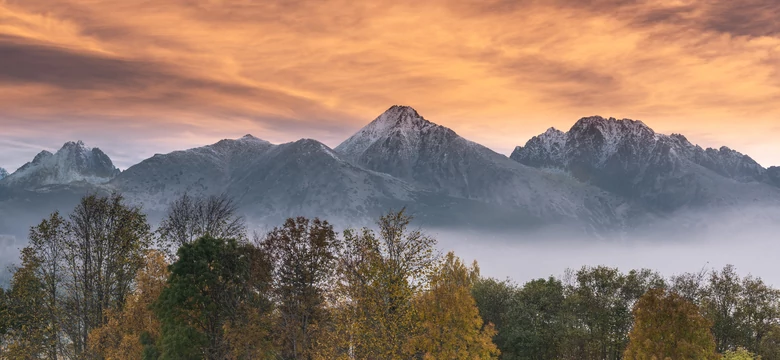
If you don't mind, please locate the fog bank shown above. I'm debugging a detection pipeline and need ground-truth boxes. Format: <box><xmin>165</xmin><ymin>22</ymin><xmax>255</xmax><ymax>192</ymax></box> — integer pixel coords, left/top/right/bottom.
<box><xmin>432</xmin><ymin>207</ymin><xmax>780</xmax><ymax>286</ymax></box>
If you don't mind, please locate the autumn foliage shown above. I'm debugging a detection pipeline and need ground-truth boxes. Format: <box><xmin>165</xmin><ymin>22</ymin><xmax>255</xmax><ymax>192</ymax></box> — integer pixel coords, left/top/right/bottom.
<box><xmin>3</xmin><ymin>193</ymin><xmax>780</xmax><ymax>359</ymax></box>
<box><xmin>624</xmin><ymin>288</ymin><xmax>718</xmax><ymax>360</ymax></box>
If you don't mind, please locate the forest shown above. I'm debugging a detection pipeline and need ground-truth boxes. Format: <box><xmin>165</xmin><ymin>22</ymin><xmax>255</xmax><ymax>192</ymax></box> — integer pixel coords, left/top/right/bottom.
<box><xmin>1</xmin><ymin>193</ymin><xmax>779</xmax><ymax>359</ymax></box>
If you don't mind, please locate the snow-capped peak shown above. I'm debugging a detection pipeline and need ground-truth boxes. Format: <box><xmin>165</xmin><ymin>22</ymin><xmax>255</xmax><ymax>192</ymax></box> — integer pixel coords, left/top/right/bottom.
<box><xmin>240</xmin><ymin>134</ymin><xmax>267</xmax><ymax>142</ymax></box>
<box><xmin>510</xmin><ymin>127</ymin><xmax>567</xmax><ymax>167</ymax></box>
<box><xmin>570</xmin><ymin>116</ymin><xmax>654</xmax><ymax>142</ymax></box>
<box><xmin>32</xmin><ymin>150</ymin><xmax>54</xmax><ymax>164</ymax></box>
<box><xmin>512</xmin><ymin>115</ymin><xmax>775</xmax><ymax>200</ymax></box>
<box><xmin>335</xmin><ymin>105</ymin><xmax>450</xmax><ymax>161</ymax></box>
<box><xmin>2</xmin><ymin>141</ymin><xmax>120</xmax><ymax>189</ymax></box>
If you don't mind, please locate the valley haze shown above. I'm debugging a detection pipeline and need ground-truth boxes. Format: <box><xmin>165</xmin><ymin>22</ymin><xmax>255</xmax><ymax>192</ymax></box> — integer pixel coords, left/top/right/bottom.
<box><xmin>1</xmin><ymin>105</ymin><xmax>779</xmax><ymax>285</ymax></box>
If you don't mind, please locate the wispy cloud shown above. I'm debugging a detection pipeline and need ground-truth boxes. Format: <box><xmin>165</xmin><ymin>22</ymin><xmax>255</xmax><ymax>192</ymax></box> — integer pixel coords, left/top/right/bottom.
<box><xmin>1</xmin><ymin>0</ymin><xmax>779</xmax><ymax>170</ymax></box>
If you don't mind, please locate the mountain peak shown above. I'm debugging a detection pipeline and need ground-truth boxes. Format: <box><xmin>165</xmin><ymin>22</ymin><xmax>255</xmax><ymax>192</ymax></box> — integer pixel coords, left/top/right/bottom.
<box><xmin>2</xmin><ymin>140</ymin><xmax>119</xmax><ymax>189</ymax></box>
<box><xmin>335</xmin><ymin>105</ymin><xmax>449</xmax><ymax>162</ymax></box>
<box><xmin>512</xmin><ymin>115</ymin><xmax>778</xmax><ymax>208</ymax></box>
<box><xmin>385</xmin><ymin>104</ymin><xmax>420</xmax><ymax>116</ymax></box>
<box><xmin>61</xmin><ymin>140</ymin><xmax>86</xmax><ymax>149</ymax></box>
<box><xmin>372</xmin><ymin>105</ymin><xmax>431</xmax><ymax>131</ymax></box>
<box><xmin>32</xmin><ymin>150</ymin><xmax>54</xmax><ymax>164</ymax></box>
<box><xmin>510</xmin><ymin>127</ymin><xmax>567</xmax><ymax>167</ymax></box>
<box><xmin>235</xmin><ymin>134</ymin><xmax>270</xmax><ymax>144</ymax></box>
<box><xmin>240</xmin><ymin>134</ymin><xmax>263</xmax><ymax>141</ymax></box>
<box><xmin>571</xmin><ymin>116</ymin><xmax>653</xmax><ymax>134</ymax></box>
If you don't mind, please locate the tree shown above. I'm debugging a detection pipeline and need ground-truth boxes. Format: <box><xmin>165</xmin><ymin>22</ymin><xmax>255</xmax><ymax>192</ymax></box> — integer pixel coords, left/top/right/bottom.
<box><xmin>623</xmin><ymin>288</ymin><xmax>718</xmax><ymax>360</ymax></box>
<box><xmin>723</xmin><ymin>347</ymin><xmax>761</xmax><ymax>360</ymax></box>
<box><xmin>566</xmin><ymin>266</ymin><xmax>664</xmax><ymax>360</ymax></box>
<box><xmin>758</xmin><ymin>325</ymin><xmax>780</xmax><ymax>359</ymax></box>
<box><xmin>735</xmin><ymin>275</ymin><xmax>779</xmax><ymax>355</ymax></box>
<box><xmin>671</xmin><ymin>265</ymin><xmax>780</xmax><ymax>357</ymax></box>
<box><xmin>704</xmin><ymin>264</ymin><xmax>744</xmax><ymax>353</ymax></box>
<box><xmin>61</xmin><ymin>193</ymin><xmax>152</xmax><ymax>356</ymax></box>
<box><xmin>0</xmin><ymin>287</ymin><xmax>8</xmax><ymax>350</ymax></box>
<box><xmin>472</xmin><ymin>277</ymin><xmax>518</xmax><ymax>358</ymax></box>
<box><xmin>506</xmin><ymin>277</ymin><xmax>570</xmax><ymax>360</ymax></box>
<box><xmin>28</xmin><ymin>211</ymin><xmax>68</xmax><ymax>359</ymax></box>
<box><xmin>260</xmin><ymin>217</ymin><xmax>340</xmax><ymax>360</ymax></box>
<box><xmin>88</xmin><ymin>250</ymin><xmax>169</xmax><ymax>359</ymax></box>
<box><xmin>154</xmin><ymin>236</ymin><xmax>273</xmax><ymax>359</ymax></box>
<box><xmin>669</xmin><ymin>267</ymin><xmax>709</xmax><ymax>304</ymax></box>
<box><xmin>410</xmin><ymin>252</ymin><xmax>499</xmax><ymax>359</ymax></box>
<box><xmin>157</xmin><ymin>193</ymin><xmax>246</xmax><ymax>259</ymax></box>
<box><xmin>2</xmin><ymin>247</ymin><xmax>48</xmax><ymax>359</ymax></box>
<box><xmin>331</xmin><ymin>209</ymin><xmax>438</xmax><ymax>359</ymax></box>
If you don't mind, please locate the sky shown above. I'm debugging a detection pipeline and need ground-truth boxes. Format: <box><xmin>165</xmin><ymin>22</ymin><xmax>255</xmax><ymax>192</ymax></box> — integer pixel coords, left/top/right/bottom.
<box><xmin>1</xmin><ymin>0</ymin><xmax>779</xmax><ymax>171</ymax></box>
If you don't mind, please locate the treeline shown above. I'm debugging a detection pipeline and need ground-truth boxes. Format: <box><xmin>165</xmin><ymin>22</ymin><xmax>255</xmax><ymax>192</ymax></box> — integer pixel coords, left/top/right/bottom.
<box><xmin>0</xmin><ymin>193</ymin><xmax>495</xmax><ymax>359</ymax></box>
<box><xmin>474</xmin><ymin>266</ymin><xmax>780</xmax><ymax>359</ymax></box>
<box><xmin>0</xmin><ymin>193</ymin><xmax>778</xmax><ymax>359</ymax></box>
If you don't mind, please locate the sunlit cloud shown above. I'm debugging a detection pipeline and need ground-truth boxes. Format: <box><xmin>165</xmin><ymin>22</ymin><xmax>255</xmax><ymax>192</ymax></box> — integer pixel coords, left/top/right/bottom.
<box><xmin>1</xmin><ymin>0</ymin><xmax>779</xmax><ymax>171</ymax></box>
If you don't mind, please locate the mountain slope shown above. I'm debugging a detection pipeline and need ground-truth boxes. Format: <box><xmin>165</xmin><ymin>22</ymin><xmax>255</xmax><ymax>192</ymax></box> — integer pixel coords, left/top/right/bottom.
<box><xmin>0</xmin><ymin>141</ymin><xmax>119</xmax><ymax>190</ymax></box>
<box><xmin>110</xmin><ymin>135</ymin><xmax>422</xmax><ymax>227</ymax></box>
<box><xmin>110</xmin><ymin>134</ymin><xmax>275</xmax><ymax>209</ymax></box>
<box><xmin>511</xmin><ymin>116</ymin><xmax>780</xmax><ymax>210</ymax></box>
<box><xmin>0</xmin><ymin>168</ymin><xmax>7</xmax><ymax>180</ymax></box>
<box><xmin>336</xmin><ymin>106</ymin><xmax>635</xmax><ymax>228</ymax></box>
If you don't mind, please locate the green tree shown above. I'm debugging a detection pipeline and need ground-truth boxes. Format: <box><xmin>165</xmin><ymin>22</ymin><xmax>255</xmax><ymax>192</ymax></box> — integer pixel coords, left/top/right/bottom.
<box><xmin>2</xmin><ymin>247</ymin><xmax>48</xmax><ymax>359</ymax></box>
<box><xmin>507</xmin><ymin>277</ymin><xmax>570</xmax><ymax>360</ymax></box>
<box><xmin>154</xmin><ymin>236</ymin><xmax>273</xmax><ymax>359</ymax></box>
<box><xmin>704</xmin><ymin>264</ymin><xmax>743</xmax><ymax>353</ymax></box>
<box><xmin>260</xmin><ymin>217</ymin><xmax>340</xmax><ymax>360</ymax></box>
<box><xmin>623</xmin><ymin>288</ymin><xmax>718</xmax><ymax>360</ymax></box>
<box><xmin>758</xmin><ymin>325</ymin><xmax>780</xmax><ymax>359</ymax></box>
<box><xmin>472</xmin><ymin>277</ymin><xmax>518</xmax><ymax>358</ymax></box>
<box><xmin>411</xmin><ymin>252</ymin><xmax>499</xmax><ymax>359</ymax></box>
<box><xmin>735</xmin><ymin>275</ymin><xmax>779</xmax><ymax>355</ymax></box>
<box><xmin>723</xmin><ymin>347</ymin><xmax>761</xmax><ymax>360</ymax></box>
<box><xmin>566</xmin><ymin>266</ymin><xmax>664</xmax><ymax>360</ymax></box>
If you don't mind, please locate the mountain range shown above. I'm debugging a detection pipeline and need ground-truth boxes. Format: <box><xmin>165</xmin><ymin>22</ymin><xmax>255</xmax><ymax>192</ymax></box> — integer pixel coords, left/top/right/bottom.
<box><xmin>2</xmin><ymin>106</ymin><xmax>779</xmax><ymax>247</ymax></box>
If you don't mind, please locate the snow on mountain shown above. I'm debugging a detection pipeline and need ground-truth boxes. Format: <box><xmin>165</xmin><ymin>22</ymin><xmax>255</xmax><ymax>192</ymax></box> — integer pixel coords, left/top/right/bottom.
<box><xmin>0</xmin><ymin>168</ymin><xmax>7</xmax><ymax>180</ymax></box>
<box><xmin>511</xmin><ymin>128</ymin><xmax>567</xmax><ymax>168</ymax></box>
<box><xmin>2</xmin><ymin>109</ymin><xmax>779</xmax><ymax>237</ymax></box>
<box><xmin>0</xmin><ymin>141</ymin><xmax>120</xmax><ymax>190</ymax></box>
<box><xmin>110</xmin><ymin>134</ymin><xmax>276</xmax><ymax>209</ymax></box>
<box><xmin>336</xmin><ymin>106</ymin><xmax>635</xmax><ymax>229</ymax></box>
<box><xmin>511</xmin><ymin>116</ymin><xmax>780</xmax><ymax>210</ymax></box>
<box><xmin>110</xmin><ymin>134</ymin><xmax>422</xmax><ymax>227</ymax></box>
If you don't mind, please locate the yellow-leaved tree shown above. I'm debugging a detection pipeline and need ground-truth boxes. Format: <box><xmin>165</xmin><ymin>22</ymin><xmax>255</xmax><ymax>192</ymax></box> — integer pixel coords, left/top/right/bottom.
<box><xmin>323</xmin><ymin>210</ymin><xmax>437</xmax><ymax>359</ymax></box>
<box><xmin>410</xmin><ymin>251</ymin><xmax>499</xmax><ymax>359</ymax></box>
<box><xmin>87</xmin><ymin>250</ymin><xmax>169</xmax><ymax>359</ymax></box>
<box><xmin>624</xmin><ymin>288</ymin><xmax>719</xmax><ymax>360</ymax></box>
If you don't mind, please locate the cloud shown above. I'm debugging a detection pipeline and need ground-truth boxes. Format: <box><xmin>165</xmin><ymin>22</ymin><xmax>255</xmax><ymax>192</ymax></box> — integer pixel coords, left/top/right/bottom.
<box><xmin>0</xmin><ymin>0</ymin><xmax>779</xmax><ymax>171</ymax></box>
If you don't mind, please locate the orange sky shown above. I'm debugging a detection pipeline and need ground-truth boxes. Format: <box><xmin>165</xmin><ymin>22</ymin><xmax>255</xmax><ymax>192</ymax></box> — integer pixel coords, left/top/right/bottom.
<box><xmin>1</xmin><ymin>0</ymin><xmax>779</xmax><ymax>170</ymax></box>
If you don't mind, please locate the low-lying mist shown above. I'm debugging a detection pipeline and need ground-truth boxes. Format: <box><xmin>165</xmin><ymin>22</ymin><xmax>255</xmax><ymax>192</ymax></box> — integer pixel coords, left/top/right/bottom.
<box><xmin>430</xmin><ymin>205</ymin><xmax>780</xmax><ymax>286</ymax></box>
<box><xmin>2</xmin><ymin>205</ymin><xmax>779</xmax><ymax>288</ymax></box>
